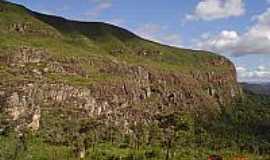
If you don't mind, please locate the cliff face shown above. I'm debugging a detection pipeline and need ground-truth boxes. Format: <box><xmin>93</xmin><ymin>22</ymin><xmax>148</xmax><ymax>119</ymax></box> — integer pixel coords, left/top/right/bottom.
<box><xmin>0</xmin><ymin>48</ymin><xmax>241</xmax><ymax>135</ymax></box>
<box><xmin>0</xmin><ymin>1</ymin><xmax>242</xmax><ymax>136</ymax></box>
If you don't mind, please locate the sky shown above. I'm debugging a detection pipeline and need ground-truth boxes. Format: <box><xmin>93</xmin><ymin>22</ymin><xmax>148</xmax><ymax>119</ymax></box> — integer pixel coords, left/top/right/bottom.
<box><xmin>7</xmin><ymin>0</ymin><xmax>270</xmax><ymax>82</ymax></box>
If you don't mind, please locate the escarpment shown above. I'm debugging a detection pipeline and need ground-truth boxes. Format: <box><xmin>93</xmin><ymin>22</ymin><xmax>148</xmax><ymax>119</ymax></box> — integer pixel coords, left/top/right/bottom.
<box><xmin>0</xmin><ymin>47</ymin><xmax>241</xmax><ymax>135</ymax></box>
<box><xmin>0</xmin><ymin>1</ymin><xmax>242</xmax><ymax>137</ymax></box>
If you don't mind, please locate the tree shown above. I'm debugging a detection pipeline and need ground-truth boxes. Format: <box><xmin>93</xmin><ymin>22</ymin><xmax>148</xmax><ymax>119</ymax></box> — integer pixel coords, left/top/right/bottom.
<box><xmin>130</xmin><ymin>121</ymin><xmax>146</xmax><ymax>150</ymax></box>
<box><xmin>65</xmin><ymin>118</ymin><xmax>101</xmax><ymax>159</ymax></box>
<box><xmin>157</xmin><ymin>113</ymin><xmax>194</xmax><ymax>160</ymax></box>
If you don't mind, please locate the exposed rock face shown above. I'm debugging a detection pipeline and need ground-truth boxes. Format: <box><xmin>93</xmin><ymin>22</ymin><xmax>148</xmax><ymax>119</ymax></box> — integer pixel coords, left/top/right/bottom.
<box><xmin>27</xmin><ymin>106</ymin><xmax>41</xmax><ymax>131</ymax></box>
<box><xmin>7</xmin><ymin>92</ymin><xmax>25</xmax><ymax>121</ymax></box>
<box><xmin>10</xmin><ymin>23</ymin><xmax>30</xmax><ymax>33</ymax></box>
<box><xmin>0</xmin><ymin>0</ymin><xmax>242</xmax><ymax>136</ymax></box>
<box><xmin>0</xmin><ymin>46</ymin><xmax>242</xmax><ymax>133</ymax></box>
<box><xmin>0</xmin><ymin>6</ymin><xmax>5</xmax><ymax>12</ymax></box>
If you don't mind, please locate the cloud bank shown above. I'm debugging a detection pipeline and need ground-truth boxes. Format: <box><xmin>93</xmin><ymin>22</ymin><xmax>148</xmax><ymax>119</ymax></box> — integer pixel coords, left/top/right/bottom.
<box><xmin>195</xmin><ymin>8</ymin><xmax>270</xmax><ymax>57</ymax></box>
<box><xmin>237</xmin><ymin>65</ymin><xmax>270</xmax><ymax>82</ymax></box>
<box><xmin>186</xmin><ymin>0</ymin><xmax>245</xmax><ymax>21</ymax></box>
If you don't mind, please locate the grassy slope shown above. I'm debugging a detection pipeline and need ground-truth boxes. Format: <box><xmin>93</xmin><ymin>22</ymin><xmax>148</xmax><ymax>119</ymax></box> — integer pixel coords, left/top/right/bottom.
<box><xmin>0</xmin><ymin>0</ymin><xmax>228</xmax><ymax>74</ymax></box>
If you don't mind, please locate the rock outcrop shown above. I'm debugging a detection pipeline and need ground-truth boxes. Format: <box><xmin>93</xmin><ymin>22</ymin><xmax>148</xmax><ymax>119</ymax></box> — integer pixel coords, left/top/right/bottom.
<box><xmin>0</xmin><ymin>47</ymin><xmax>242</xmax><ymax>134</ymax></box>
<box><xmin>0</xmin><ymin>0</ymin><xmax>242</xmax><ymax>137</ymax></box>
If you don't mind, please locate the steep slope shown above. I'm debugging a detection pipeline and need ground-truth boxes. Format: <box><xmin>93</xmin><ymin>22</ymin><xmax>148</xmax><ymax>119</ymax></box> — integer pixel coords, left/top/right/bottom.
<box><xmin>0</xmin><ymin>0</ymin><xmax>242</xmax><ymax>145</ymax></box>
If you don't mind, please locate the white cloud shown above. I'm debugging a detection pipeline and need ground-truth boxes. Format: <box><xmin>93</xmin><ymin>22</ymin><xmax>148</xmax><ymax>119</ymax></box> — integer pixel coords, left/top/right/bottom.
<box><xmin>237</xmin><ymin>65</ymin><xmax>270</xmax><ymax>82</ymax></box>
<box><xmin>159</xmin><ymin>34</ymin><xmax>182</xmax><ymax>47</ymax></box>
<box><xmin>84</xmin><ymin>0</ymin><xmax>112</xmax><ymax>17</ymax></box>
<box><xmin>186</xmin><ymin>0</ymin><xmax>245</xmax><ymax>21</ymax></box>
<box><xmin>194</xmin><ymin>8</ymin><xmax>270</xmax><ymax>56</ymax></box>
<box><xmin>134</xmin><ymin>24</ymin><xmax>182</xmax><ymax>47</ymax></box>
<box><xmin>135</xmin><ymin>24</ymin><xmax>162</xmax><ymax>39</ymax></box>
<box><xmin>196</xmin><ymin>30</ymin><xmax>240</xmax><ymax>54</ymax></box>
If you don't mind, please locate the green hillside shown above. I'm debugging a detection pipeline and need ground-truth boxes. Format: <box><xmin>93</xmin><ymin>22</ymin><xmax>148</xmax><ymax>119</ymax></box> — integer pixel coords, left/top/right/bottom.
<box><xmin>1</xmin><ymin>1</ymin><xmax>269</xmax><ymax>160</ymax></box>
<box><xmin>0</xmin><ymin>0</ymin><xmax>226</xmax><ymax>73</ymax></box>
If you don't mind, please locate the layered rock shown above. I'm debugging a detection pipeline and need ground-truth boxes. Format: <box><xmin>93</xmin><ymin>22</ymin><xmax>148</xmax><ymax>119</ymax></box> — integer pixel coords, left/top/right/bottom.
<box><xmin>0</xmin><ymin>0</ymin><xmax>242</xmax><ymax>137</ymax></box>
<box><xmin>0</xmin><ymin>46</ymin><xmax>242</xmax><ymax>134</ymax></box>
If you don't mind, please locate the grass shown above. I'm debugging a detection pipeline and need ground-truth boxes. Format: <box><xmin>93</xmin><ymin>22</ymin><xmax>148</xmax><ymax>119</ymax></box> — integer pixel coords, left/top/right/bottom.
<box><xmin>0</xmin><ymin>135</ymin><xmax>268</xmax><ymax>160</ymax></box>
<box><xmin>46</xmin><ymin>72</ymin><xmax>126</xmax><ymax>86</ymax></box>
<box><xmin>0</xmin><ymin>134</ymin><xmax>74</xmax><ymax>160</ymax></box>
<box><xmin>0</xmin><ymin>0</ymin><xmax>232</xmax><ymax>75</ymax></box>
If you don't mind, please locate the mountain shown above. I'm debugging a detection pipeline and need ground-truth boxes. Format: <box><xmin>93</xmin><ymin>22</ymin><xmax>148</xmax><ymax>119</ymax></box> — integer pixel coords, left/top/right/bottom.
<box><xmin>0</xmin><ymin>1</ymin><xmax>249</xmax><ymax>159</ymax></box>
<box><xmin>0</xmin><ymin>0</ymin><xmax>241</xmax><ymax>126</ymax></box>
<box><xmin>241</xmin><ymin>82</ymin><xmax>270</xmax><ymax>96</ymax></box>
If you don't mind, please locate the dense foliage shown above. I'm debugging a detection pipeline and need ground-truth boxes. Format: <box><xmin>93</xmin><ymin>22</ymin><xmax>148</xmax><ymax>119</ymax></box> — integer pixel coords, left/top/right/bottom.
<box><xmin>0</xmin><ymin>92</ymin><xmax>269</xmax><ymax>160</ymax></box>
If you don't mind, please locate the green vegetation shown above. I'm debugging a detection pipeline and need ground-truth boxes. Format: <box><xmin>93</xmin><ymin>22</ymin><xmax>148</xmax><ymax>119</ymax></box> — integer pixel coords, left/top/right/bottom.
<box><xmin>0</xmin><ymin>0</ymin><xmax>229</xmax><ymax>74</ymax></box>
<box><xmin>0</xmin><ymin>92</ymin><xmax>269</xmax><ymax>160</ymax></box>
<box><xmin>0</xmin><ymin>1</ymin><xmax>269</xmax><ymax>160</ymax></box>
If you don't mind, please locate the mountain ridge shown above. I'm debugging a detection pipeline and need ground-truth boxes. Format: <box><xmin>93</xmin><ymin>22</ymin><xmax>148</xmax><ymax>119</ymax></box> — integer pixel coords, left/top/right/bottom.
<box><xmin>0</xmin><ymin>1</ymin><xmax>246</xmax><ymax>159</ymax></box>
<box><xmin>1</xmin><ymin>0</ymin><xmax>229</xmax><ymax>66</ymax></box>
<box><xmin>0</xmin><ymin>0</ymin><xmax>241</xmax><ymax>129</ymax></box>
<box><xmin>241</xmin><ymin>82</ymin><xmax>270</xmax><ymax>96</ymax></box>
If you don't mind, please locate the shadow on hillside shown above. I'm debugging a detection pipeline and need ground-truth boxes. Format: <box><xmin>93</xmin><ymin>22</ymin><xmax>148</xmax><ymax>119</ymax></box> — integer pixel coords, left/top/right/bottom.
<box><xmin>30</xmin><ymin>11</ymin><xmax>137</xmax><ymax>42</ymax></box>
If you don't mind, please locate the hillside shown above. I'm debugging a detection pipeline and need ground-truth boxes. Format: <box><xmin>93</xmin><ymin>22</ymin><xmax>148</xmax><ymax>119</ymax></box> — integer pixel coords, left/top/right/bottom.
<box><xmin>1</xmin><ymin>1</ymin><xmax>264</xmax><ymax>160</ymax></box>
<box><xmin>0</xmin><ymin>0</ymin><xmax>241</xmax><ymax>122</ymax></box>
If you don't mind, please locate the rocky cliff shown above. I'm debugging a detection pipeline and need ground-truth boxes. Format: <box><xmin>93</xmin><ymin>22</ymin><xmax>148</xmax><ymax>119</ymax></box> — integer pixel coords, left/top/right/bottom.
<box><xmin>0</xmin><ymin>1</ymin><xmax>242</xmax><ymax>137</ymax></box>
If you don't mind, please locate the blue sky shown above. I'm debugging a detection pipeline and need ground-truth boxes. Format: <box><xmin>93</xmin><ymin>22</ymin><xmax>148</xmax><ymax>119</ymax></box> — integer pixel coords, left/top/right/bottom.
<box><xmin>7</xmin><ymin>0</ymin><xmax>270</xmax><ymax>82</ymax></box>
